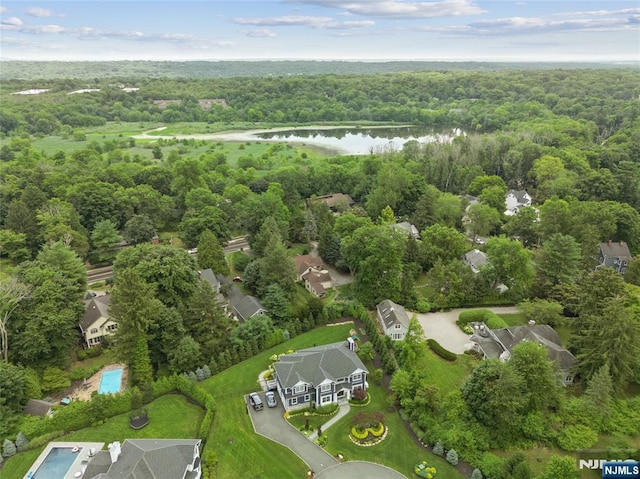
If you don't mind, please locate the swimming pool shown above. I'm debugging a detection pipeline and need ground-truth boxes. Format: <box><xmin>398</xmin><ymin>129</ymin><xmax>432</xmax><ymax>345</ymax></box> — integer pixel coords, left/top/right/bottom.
<box><xmin>99</xmin><ymin>368</ymin><xmax>123</xmax><ymax>394</ymax></box>
<box><xmin>31</xmin><ymin>447</ymin><xmax>78</xmax><ymax>479</ymax></box>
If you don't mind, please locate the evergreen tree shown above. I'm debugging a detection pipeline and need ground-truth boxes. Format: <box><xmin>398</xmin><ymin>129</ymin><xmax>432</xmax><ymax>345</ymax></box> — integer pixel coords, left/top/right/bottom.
<box><xmin>132</xmin><ymin>335</ymin><xmax>153</xmax><ymax>388</ymax></box>
<box><xmin>197</xmin><ymin>229</ymin><xmax>229</xmax><ymax>275</ymax></box>
<box><xmin>15</xmin><ymin>431</ymin><xmax>28</xmax><ymax>452</ymax></box>
<box><xmin>446</xmin><ymin>449</ymin><xmax>459</xmax><ymax>466</ymax></box>
<box><xmin>583</xmin><ymin>363</ymin><xmax>614</xmax><ymax>416</ymax></box>
<box><xmin>471</xmin><ymin>469</ymin><xmax>483</xmax><ymax>479</ymax></box>
<box><xmin>3</xmin><ymin>438</ymin><xmax>16</xmax><ymax>457</ymax></box>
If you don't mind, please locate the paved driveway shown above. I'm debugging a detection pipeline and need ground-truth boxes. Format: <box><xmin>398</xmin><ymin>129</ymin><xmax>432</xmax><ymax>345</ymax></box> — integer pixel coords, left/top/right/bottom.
<box><xmin>246</xmin><ymin>393</ymin><xmax>407</xmax><ymax>478</ymax></box>
<box><xmin>417</xmin><ymin>306</ymin><xmax>519</xmax><ymax>353</ymax></box>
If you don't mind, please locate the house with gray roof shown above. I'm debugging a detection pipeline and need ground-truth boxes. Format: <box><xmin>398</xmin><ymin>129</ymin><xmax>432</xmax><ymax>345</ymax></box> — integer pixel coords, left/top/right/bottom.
<box><xmin>273</xmin><ymin>341</ymin><xmax>368</xmax><ymax>412</ymax></box>
<box><xmin>376</xmin><ymin>299</ymin><xmax>411</xmax><ymax>341</ymax></box>
<box><xmin>469</xmin><ymin>322</ymin><xmax>576</xmax><ymax>385</ymax></box>
<box><xmin>80</xmin><ymin>294</ymin><xmax>117</xmax><ymax>348</ymax></box>
<box><xmin>232</xmin><ymin>295</ymin><xmax>267</xmax><ymax>323</ymax></box>
<box><xmin>393</xmin><ymin>221</ymin><xmax>420</xmax><ymax>239</ymax></box>
<box><xmin>23</xmin><ymin>399</ymin><xmax>54</xmax><ymax>417</ymax></box>
<box><xmin>306</xmin><ymin>193</ymin><xmax>355</xmax><ymax>213</ymax></box>
<box><xmin>598</xmin><ymin>240</ymin><xmax>632</xmax><ymax>274</ymax></box>
<box><xmin>198</xmin><ymin>268</ymin><xmax>220</xmax><ymax>292</ymax></box>
<box><xmin>463</xmin><ymin>249</ymin><xmax>488</xmax><ymax>274</ymax></box>
<box><xmin>505</xmin><ymin>189</ymin><xmax>532</xmax><ymax>216</ymax></box>
<box><xmin>83</xmin><ymin>439</ymin><xmax>201</xmax><ymax>479</ymax></box>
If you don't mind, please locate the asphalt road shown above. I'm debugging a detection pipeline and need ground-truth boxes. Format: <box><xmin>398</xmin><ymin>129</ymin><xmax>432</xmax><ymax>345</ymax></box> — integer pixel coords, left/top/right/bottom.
<box><xmin>85</xmin><ymin>236</ymin><xmax>249</xmax><ymax>284</ymax></box>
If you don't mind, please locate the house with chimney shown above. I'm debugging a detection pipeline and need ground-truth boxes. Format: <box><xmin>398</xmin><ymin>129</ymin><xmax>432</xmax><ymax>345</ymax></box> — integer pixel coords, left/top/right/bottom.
<box><xmin>376</xmin><ymin>299</ymin><xmax>411</xmax><ymax>341</ymax></box>
<box><xmin>598</xmin><ymin>240</ymin><xmax>632</xmax><ymax>274</ymax></box>
<box><xmin>80</xmin><ymin>294</ymin><xmax>117</xmax><ymax>348</ymax></box>
<box><xmin>294</xmin><ymin>254</ymin><xmax>334</xmax><ymax>297</ymax></box>
<box><xmin>273</xmin><ymin>341</ymin><xmax>368</xmax><ymax>412</ymax></box>
<box><xmin>83</xmin><ymin>439</ymin><xmax>202</xmax><ymax>479</ymax></box>
<box><xmin>469</xmin><ymin>321</ymin><xmax>576</xmax><ymax>385</ymax></box>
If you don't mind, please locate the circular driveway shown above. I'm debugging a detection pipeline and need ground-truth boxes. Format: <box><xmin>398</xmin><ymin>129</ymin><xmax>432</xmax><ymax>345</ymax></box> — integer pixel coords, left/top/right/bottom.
<box><xmin>315</xmin><ymin>461</ymin><xmax>407</xmax><ymax>479</ymax></box>
<box><xmin>416</xmin><ymin>306</ymin><xmax>519</xmax><ymax>353</ymax></box>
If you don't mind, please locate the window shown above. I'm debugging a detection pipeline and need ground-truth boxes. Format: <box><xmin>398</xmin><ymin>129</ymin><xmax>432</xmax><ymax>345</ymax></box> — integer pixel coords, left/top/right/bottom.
<box><xmin>393</xmin><ymin>333</ymin><xmax>402</xmax><ymax>340</ymax></box>
<box><xmin>320</xmin><ymin>384</ymin><xmax>331</xmax><ymax>392</ymax></box>
<box><xmin>395</xmin><ymin>324</ymin><xmax>401</xmax><ymax>329</ymax></box>
<box><xmin>294</xmin><ymin>384</ymin><xmax>306</xmax><ymax>394</ymax></box>
<box><xmin>303</xmin><ymin>395</ymin><xmax>310</xmax><ymax>402</ymax></box>
<box><xmin>351</xmin><ymin>373</ymin><xmax>361</xmax><ymax>382</ymax></box>
<box><xmin>321</xmin><ymin>395</ymin><xmax>332</xmax><ymax>404</ymax></box>
<box><xmin>90</xmin><ymin>328</ymin><xmax>99</xmax><ymax>334</ymax></box>
<box><xmin>107</xmin><ymin>324</ymin><xmax>117</xmax><ymax>331</ymax></box>
<box><xmin>290</xmin><ymin>397</ymin><xmax>298</xmax><ymax>406</ymax></box>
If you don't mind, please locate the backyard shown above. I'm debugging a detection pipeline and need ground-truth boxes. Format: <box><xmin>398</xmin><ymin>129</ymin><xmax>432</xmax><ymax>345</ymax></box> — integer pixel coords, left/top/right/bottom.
<box><xmin>1</xmin><ymin>394</ymin><xmax>204</xmax><ymax>479</ymax></box>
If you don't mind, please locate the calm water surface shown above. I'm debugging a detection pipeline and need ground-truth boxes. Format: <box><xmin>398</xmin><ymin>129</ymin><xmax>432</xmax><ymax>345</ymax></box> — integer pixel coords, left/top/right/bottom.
<box><xmin>257</xmin><ymin>126</ymin><xmax>464</xmax><ymax>155</ymax></box>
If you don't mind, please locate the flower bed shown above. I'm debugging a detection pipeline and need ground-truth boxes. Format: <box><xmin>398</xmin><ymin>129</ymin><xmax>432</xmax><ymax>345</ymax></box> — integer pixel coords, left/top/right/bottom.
<box><xmin>348</xmin><ymin>424</ymin><xmax>388</xmax><ymax>446</ymax></box>
<box><xmin>414</xmin><ymin>461</ymin><xmax>437</xmax><ymax>478</ymax></box>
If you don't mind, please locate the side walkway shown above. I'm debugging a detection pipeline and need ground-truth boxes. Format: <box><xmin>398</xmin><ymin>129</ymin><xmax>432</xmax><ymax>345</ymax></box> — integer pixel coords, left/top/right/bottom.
<box><xmin>309</xmin><ymin>403</ymin><xmax>351</xmax><ymax>441</ymax></box>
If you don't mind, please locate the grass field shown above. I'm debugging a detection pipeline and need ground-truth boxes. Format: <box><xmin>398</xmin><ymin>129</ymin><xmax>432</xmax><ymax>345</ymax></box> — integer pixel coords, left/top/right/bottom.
<box><xmin>323</xmin><ymin>384</ymin><xmax>465</xmax><ymax>479</ymax></box>
<box><xmin>1</xmin><ymin>394</ymin><xmax>204</xmax><ymax>479</ymax></box>
<box><xmin>417</xmin><ymin>349</ymin><xmax>479</xmax><ymax>396</ymax></box>
<box><xmin>199</xmin><ymin>323</ymin><xmax>356</xmax><ymax>479</ymax></box>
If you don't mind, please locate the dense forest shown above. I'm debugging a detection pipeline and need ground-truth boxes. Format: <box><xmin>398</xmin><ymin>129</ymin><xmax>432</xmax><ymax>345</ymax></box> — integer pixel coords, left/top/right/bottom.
<box><xmin>1</xmin><ymin>66</ymin><xmax>640</xmax><ymax>479</ymax></box>
<box><xmin>1</xmin><ymin>60</ymin><xmax>635</xmax><ymax>80</ymax></box>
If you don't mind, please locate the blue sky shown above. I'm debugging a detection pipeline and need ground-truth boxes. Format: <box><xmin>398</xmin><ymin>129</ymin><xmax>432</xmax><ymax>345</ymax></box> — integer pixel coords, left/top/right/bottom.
<box><xmin>1</xmin><ymin>1</ymin><xmax>638</xmax><ymax>61</ymax></box>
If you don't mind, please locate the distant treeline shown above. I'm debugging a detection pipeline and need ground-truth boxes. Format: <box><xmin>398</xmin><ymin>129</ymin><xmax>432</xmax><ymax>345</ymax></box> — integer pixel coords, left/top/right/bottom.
<box><xmin>1</xmin><ymin>60</ymin><xmax>637</xmax><ymax>80</ymax></box>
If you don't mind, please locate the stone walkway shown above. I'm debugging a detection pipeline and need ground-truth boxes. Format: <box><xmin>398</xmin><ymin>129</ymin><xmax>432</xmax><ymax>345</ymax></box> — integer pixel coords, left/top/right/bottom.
<box><xmin>309</xmin><ymin>403</ymin><xmax>351</xmax><ymax>440</ymax></box>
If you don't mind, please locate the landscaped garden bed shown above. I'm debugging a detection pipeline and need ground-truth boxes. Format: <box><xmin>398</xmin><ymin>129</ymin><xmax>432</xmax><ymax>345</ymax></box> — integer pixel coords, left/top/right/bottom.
<box><xmin>348</xmin><ymin>411</ymin><xmax>387</xmax><ymax>446</ymax></box>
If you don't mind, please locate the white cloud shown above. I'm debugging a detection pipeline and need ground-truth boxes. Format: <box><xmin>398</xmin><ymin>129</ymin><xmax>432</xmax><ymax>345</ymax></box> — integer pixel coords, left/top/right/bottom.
<box><xmin>325</xmin><ymin>20</ymin><xmax>375</xmax><ymax>29</ymax></box>
<box><xmin>242</xmin><ymin>28</ymin><xmax>277</xmax><ymax>37</ymax></box>
<box><xmin>418</xmin><ymin>8</ymin><xmax>640</xmax><ymax>36</ymax></box>
<box><xmin>0</xmin><ymin>6</ymin><xmax>8</xmax><ymax>14</ymax></box>
<box><xmin>26</xmin><ymin>7</ymin><xmax>61</xmax><ymax>18</ymax></box>
<box><xmin>286</xmin><ymin>0</ymin><xmax>486</xmax><ymax>18</ymax></box>
<box><xmin>234</xmin><ymin>15</ymin><xmax>332</xmax><ymax>27</ymax></box>
<box><xmin>1</xmin><ymin>17</ymin><xmax>23</xmax><ymax>26</ymax></box>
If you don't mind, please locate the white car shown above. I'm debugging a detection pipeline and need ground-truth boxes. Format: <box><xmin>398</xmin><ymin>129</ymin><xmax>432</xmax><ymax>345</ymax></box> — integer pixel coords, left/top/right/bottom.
<box><xmin>265</xmin><ymin>391</ymin><xmax>277</xmax><ymax>408</ymax></box>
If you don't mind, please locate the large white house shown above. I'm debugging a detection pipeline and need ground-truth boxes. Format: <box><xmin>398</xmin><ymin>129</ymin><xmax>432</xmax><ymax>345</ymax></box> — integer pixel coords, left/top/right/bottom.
<box><xmin>376</xmin><ymin>299</ymin><xmax>411</xmax><ymax>341</ymax></box>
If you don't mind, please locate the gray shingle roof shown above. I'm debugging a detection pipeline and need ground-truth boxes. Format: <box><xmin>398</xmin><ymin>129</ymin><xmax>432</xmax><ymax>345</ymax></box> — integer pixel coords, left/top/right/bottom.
<box><xmin>86</xmin><ymin>439</ymin><xmax>201</xmax><ymax>479</ymax></box>
<box><xmin>471</xmin><ymin>323</ymin><xmax>575</xmax><ymax>371</ymax></box>
<box><xmin>376</xmin><ymin>300</ymin><xmax>411</xmax><ymax>330</ymax></box>
<box><xmin>464</xmin><ymin>249</ymin><xmax>487</xmax><ymax>270</ymax></box>
<box><xmin>599</xmin><ymin>241</ymin><xmax>632</xmax><ymax>260</ymax></box>
<box><xmin>199</xmin><ymin>268</ymin><xmax>220</xmax><ymax>290</ymax></box>
<box><xmin>232</xmin><ymin>295</ymin><xmax>265</xmax><ymax>322</ymax></box>
<box><xmin>274</xmin><ymin>341</ymin><xmax>368</xmax><ymax>389</ymax></box>
<box><xmin>23</xmin><ymin>399</ymin><xmax>53</xmax><ymax>417</ymax></box>
<box><xmin>507</xmin><ymin>189</ymin><xmax>530</xmax><ymax>204</ymax></box>
<box><xmin>80</xmin><ymin>295</ymin><xmax>110</xmax><ymax>331</ymax></box>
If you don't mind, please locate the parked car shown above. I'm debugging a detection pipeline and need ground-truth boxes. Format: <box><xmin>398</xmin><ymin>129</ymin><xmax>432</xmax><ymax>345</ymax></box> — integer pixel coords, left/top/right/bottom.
<box><xmin>265</xmin><ymin>391</ymin><xmax>277</xmax><ymax>408</ymax></box>
<box><xmin>249</xmin><ymin>392</ymin><xmax>263</xmax><ymax>411</ymax></box>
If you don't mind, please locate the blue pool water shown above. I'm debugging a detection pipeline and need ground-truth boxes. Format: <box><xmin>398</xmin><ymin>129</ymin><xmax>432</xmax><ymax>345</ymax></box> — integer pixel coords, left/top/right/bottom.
<box><xmin>99</xmin><ymin>368</ymin><xmax>123</xmax><ymax>394</ymax></box>
<box><xmin>32</xmin><ymin>447</ymin><xmax>78</xmax><ymax>479</ymax></box>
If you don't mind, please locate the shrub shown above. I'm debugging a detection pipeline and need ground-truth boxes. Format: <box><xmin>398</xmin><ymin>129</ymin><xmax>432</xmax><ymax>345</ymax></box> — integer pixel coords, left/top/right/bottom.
<box><xmin>432</xmin><ymin>441</ymin><xmax>444</xmax><ymax>456</ymax></box>
<box><xmin>457</xmin><ymin>309</ymin><xmax>507</xmax><ymax>330</ymax></box>
<box><xmin>557</xmin><ymin>424</ymin><xmax>598</xmax><ymax>451</ymax></box>
<box><xmin>3</xmin><ymin>439</ymin><xmax>16</xmax><ymax>457</ymax></box>
<box><xmin>15</xmin><ymin>432</ymin><xmax>28</xmax><ymax>452</ymax></box>
<box><xmin>351</xmin><ymin>426</ymin><xmax>368</xmax><ymax>439</ymax></box>
<box><xmin>426</xmin><ymin>339</ymin><xmax>457</xmax><ymax>361</ymax></box>
<box><xmin>471</xmin><ymin>469</ymin><xmax>483</xmax><ymax>479</ymax></box>
<box><xmin>352</xmin><ymin>388</ymin><xmax>367</xmax><ymax>401</ymax></box>
<box><xmin>77</xmin><ymin>347</ymin><xmax>103</xmax><ymax>361</ymax></box>
<box><xmin>446</xmin><ymin>448</ymin><xmax>459</xmax><ymax>466</ymax></box>
<box><xmin>416</xmin><ymin>298</ymin><xmax>431</xmax><ymax>313</ymax></box>
<box><xmin>485</xmin><ymin>315</ymin><xmax>508</xmax><ymax>330</ymax></box>
<box><xmin>41</xmin><ymin>366</ymin><xmax>71</xmax><ymax>392</ymax></box>
<box><xmin>202</xmin><ymin>364</ymin><xmax>212</xmax><ymax>379</ymax></box>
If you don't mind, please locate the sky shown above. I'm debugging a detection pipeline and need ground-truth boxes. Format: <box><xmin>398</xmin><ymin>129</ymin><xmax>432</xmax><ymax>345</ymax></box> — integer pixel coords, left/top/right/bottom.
<box><xmin>0</xmin><ymin>0</ymin><xmax>639</xmax><ymax>62</ymax></box>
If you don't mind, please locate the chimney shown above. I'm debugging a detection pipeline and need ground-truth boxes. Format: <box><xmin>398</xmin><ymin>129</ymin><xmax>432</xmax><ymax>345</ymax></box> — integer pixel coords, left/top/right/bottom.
<box><xmin>108</xmin><ymin>441</ymin><xmax>121</xmax><ymax>463</ymax></box>
<box><xmin>619</xmin><ymin>241</ymin><xmax>624</xmax><ymax>246</ymax></box>
<box><xmin>608</xmin><ymin>239</ymin><xmax>612</xmax><ymax>246</ymax></box>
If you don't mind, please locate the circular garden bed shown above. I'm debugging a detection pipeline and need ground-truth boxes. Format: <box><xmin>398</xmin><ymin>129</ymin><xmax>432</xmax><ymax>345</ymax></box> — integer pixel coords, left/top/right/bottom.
<box><xmin>348</xmin><ymin>422</ymin><xmax>387</xmax><ymax>446</ymax></box>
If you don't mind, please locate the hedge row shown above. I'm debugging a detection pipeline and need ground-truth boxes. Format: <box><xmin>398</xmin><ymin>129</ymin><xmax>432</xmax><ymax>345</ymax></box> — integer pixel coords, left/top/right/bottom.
<box><xmin>457</xmin><ymin>309</ymin><xmax>508</xmax><ymax>330</ymax></box>
<box><xmin>426</xmin><ymin>339</ymin><xmax>457</xmax><ymax>362</ymax></box>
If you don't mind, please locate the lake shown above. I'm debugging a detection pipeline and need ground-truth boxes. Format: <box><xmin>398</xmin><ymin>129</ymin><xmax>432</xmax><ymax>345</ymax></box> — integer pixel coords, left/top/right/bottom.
<box><xmin>257</xmin><ymin>126</ymin><xmax>464</xmax><ymax>155</ymax></box>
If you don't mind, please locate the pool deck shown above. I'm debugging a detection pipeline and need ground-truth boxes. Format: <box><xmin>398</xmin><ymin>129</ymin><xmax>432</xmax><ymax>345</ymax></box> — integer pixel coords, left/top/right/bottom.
<box><xmin>66</xmin><ymin>363</ymin><xmax>127</xmax><ymax>402</ymax></box>
<box><xmin>25</xmin><ymin>442</ymin><xmax>104</xmax><ymax>479</ymax></box>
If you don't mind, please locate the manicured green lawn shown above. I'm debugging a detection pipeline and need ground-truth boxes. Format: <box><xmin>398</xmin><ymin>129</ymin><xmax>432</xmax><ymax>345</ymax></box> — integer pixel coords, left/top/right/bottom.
<box><xmin>323</xmin><ymin>385</ymin><xmax>465</xmax><ymax>479</ymax></box>
<box><xmin>416</xmin><ymin>349</ymin><xmax>478</xmax><ymax>396</ymax></box>
<box><xmin>497</xmin><ymin>312</ymin><xmax>526</xmax><ymax>326</ymax></box>
<box><xmin>199</xmin><ymin>323</ymin><xmax>357</xmax><ymax>479</ymax></box>
<box><xmin>1</xmin><ymin>394</ymin><xmax>203</xmax><ymax>479</ymax></box>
